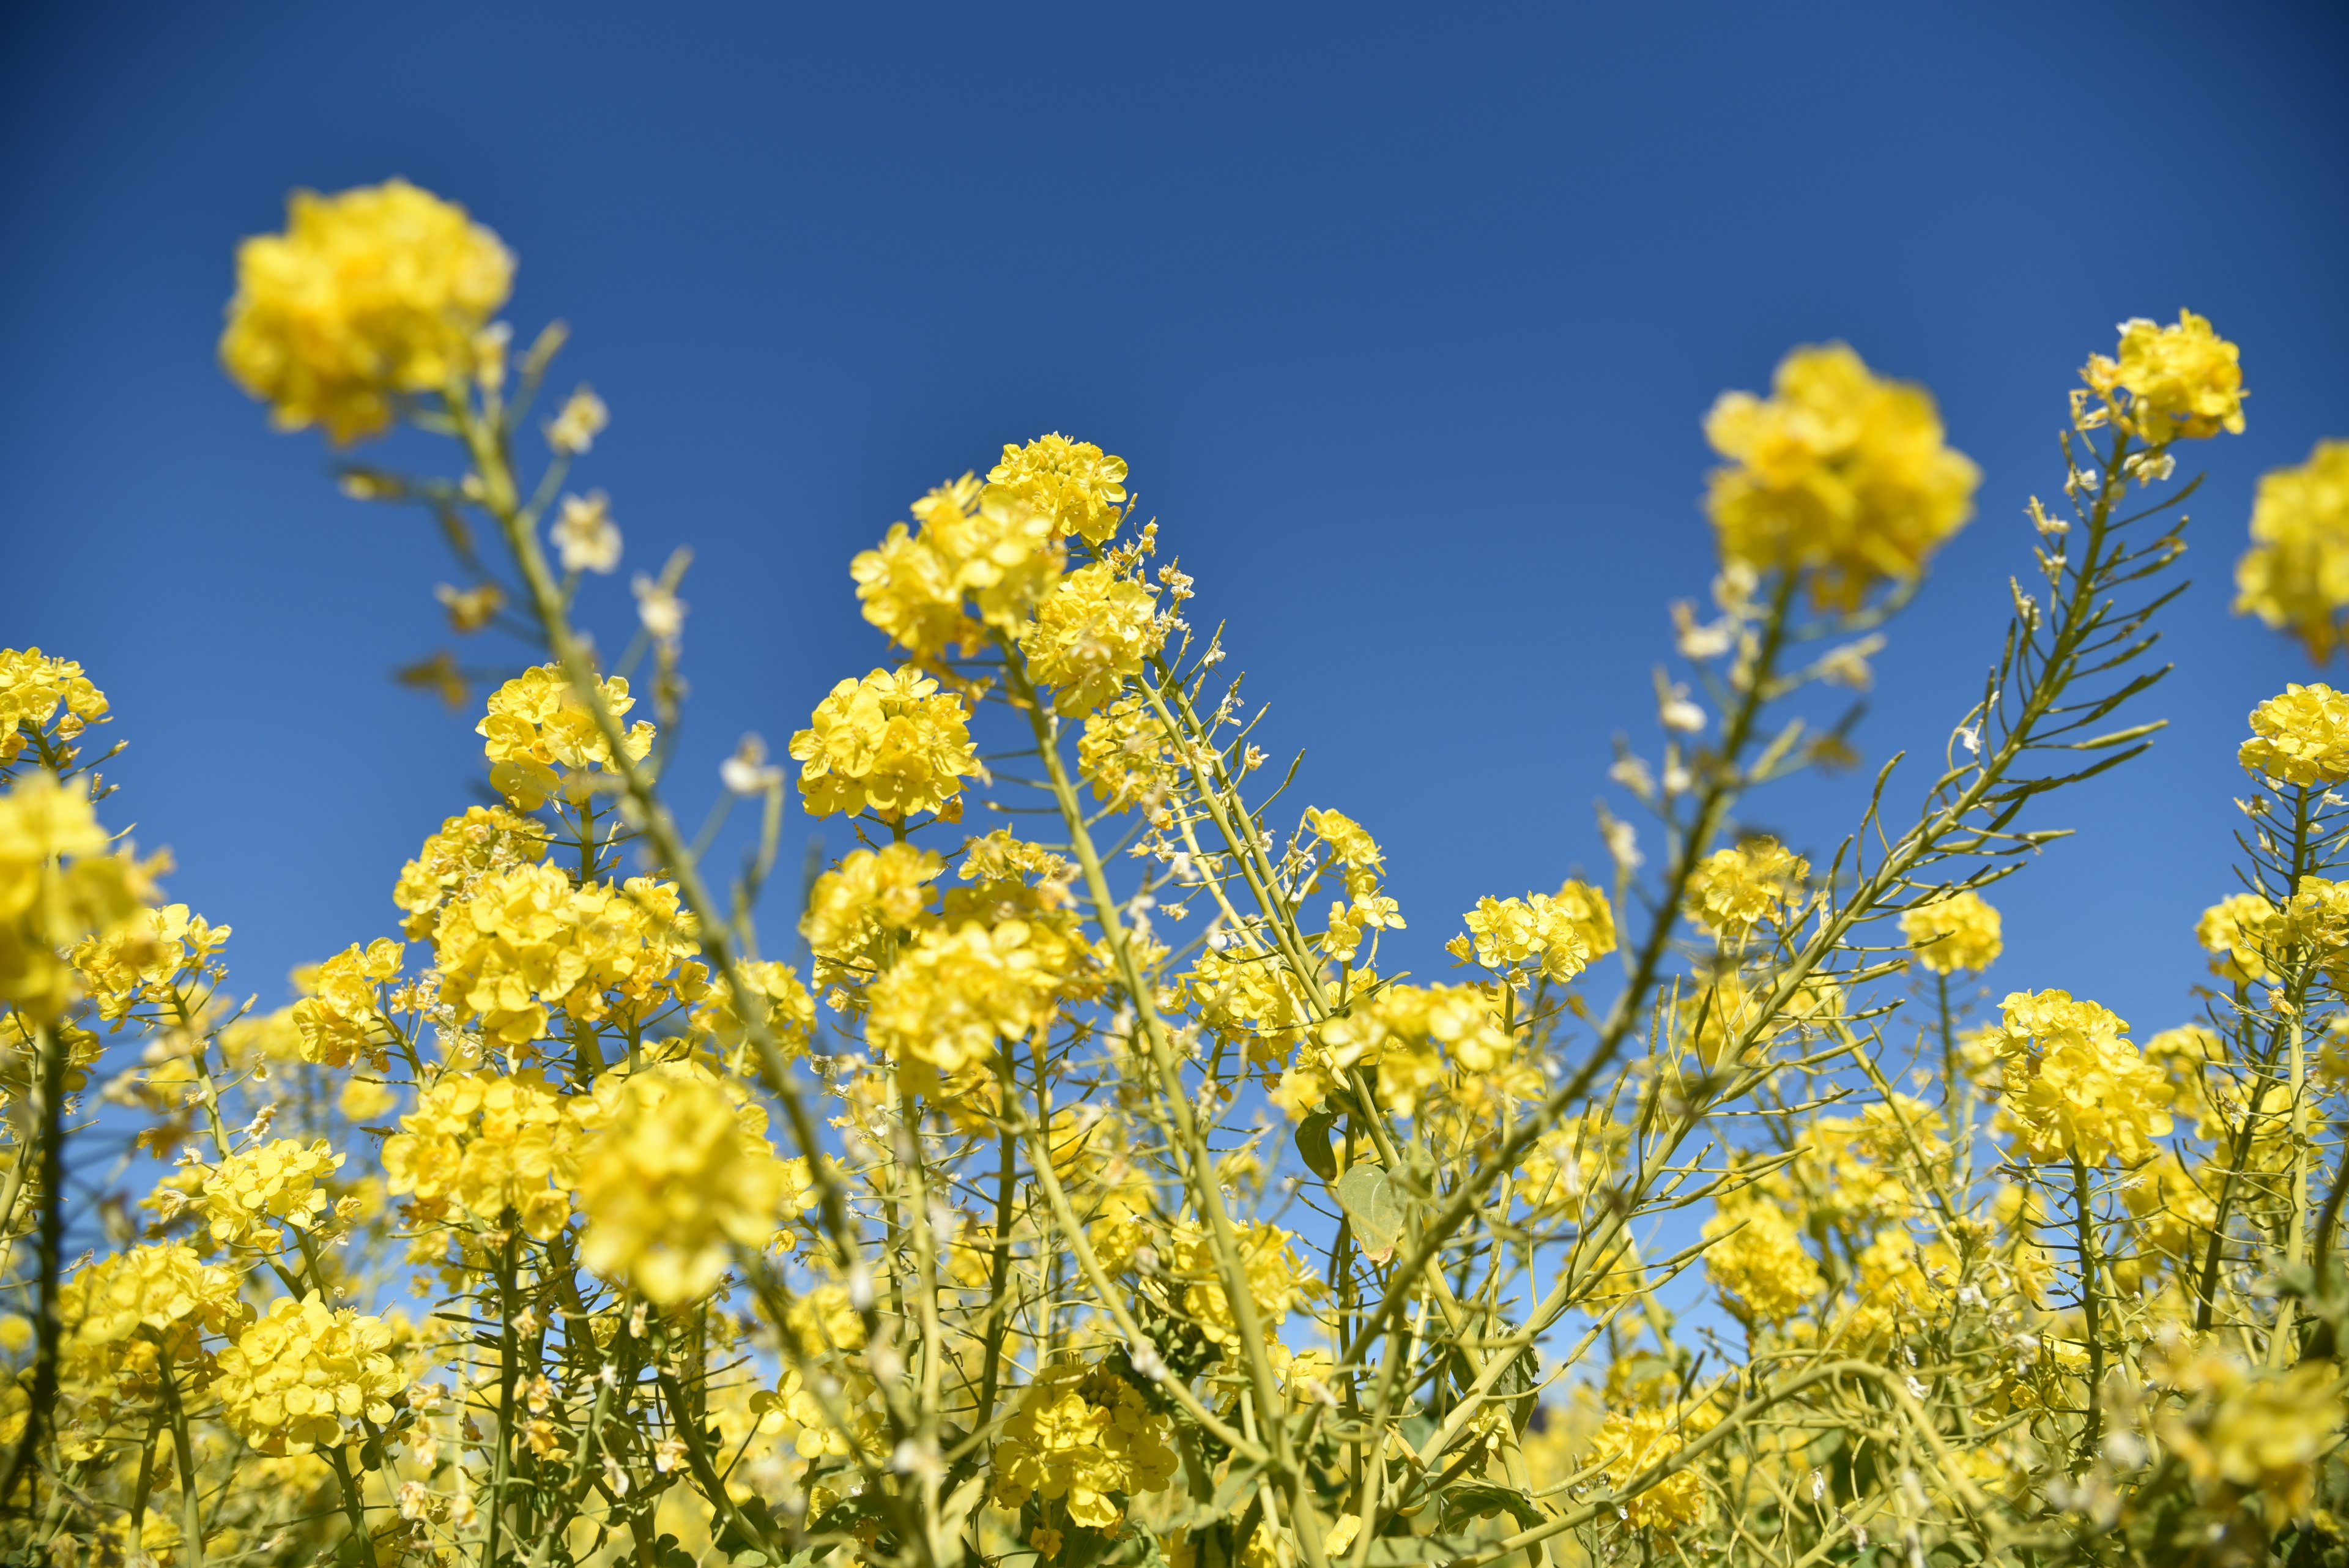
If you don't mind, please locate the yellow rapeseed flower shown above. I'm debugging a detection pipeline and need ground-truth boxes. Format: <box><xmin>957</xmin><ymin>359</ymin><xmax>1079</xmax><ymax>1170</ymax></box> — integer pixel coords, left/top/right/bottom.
<box><xmin>220</xmin><ymin>180</ymin><xmax>513</xmax><ymax>443</ymax></box>
<box><xmin>987</xmin><ymin>434</ymin><xmax>1130</xmax><ymax>546</ymax></box>
<box><xmin>1901</xmin><ymin>888</ymin><xmax>2002</xmax><ymax>975</ymax></box>
<box><xmin>290</xmin><ymin>937</ymin><xmax>404</xmax><ymax>1068</ymax></box>
<box><xmin>477</xmin><ymin>664</ymin><xmax>655</xmax><ymax>811</ymax></box>
<box><xmin>391</xmin><ymin>804</ymin><xmax>547</xmax><ymax>940</ymax></box>
<box><xmin>0</xmin><ymin>772</ymin><xmax>158</xmax><ymax>1020</ymax></box>
<box><xmin>990</xmin><ymin>1358</ymin><xmax>1179</xmax><ymax>1528</ymax></box>
<box><xmin>431</xmin><ymin>864</ymin><xmax>705</xmax><ymax>1047</ymax></box>
<box><xmin>2235</xmin><ymin>441</ymin><xmax>2349</xmax><ymax>660</ymax></box>
<box><xmin>1989</xmin><ymin>989</ymin><xmax>2173</xmax><ymax>1165</ymax></box>
<box><xmin>1702</xmin><ymin>1189</ymin><xmax>1820</xmax><ymax>1326</ymax></box>
<box><xmin>2083</xmin><ymin>309</ymin><xmax>2247</xmax><ymax>444</ymax></box>
<box><xmin>2239</xmin><ymin>683</ymin><xmax>2349</xmax><ymax>786</ymax></box>
<box><xmin>381</xmin><ymin>1069</ymin><xmax>584</xmax><ymax>1241</ymax></box>
<box><xmin>789</xmin><ymin>667</ymin><xmax>978</xmax><ymax>823</ymax></box>
<box><xmin>1025</xmin><ymin>563</ymin><xmax>1162</xmax><ymax>715</ymax></box>
<box><xmin>198</xmin><ymin>1137</ymin><xmax>344</xmax><ymax>1247</ymax></box>
<box><xmin>1703</xmin><ymin>344</ymin><xmax>1980</xmax><ymax>604</ymax></box>
<box><xmin>852</xmin><ymin>475</ymin><xmax>1062</xmax><ymax>661</ymax></box>
<box><xmin>213</xmin><ymin>1294</ymin><xmax>404</xmax><ymax>1454</ymax></box>
<box><xmin>574</xmin><ymin>1060</ymin><xmax>802</xmax><ymax>1304</ymax></box>
<box><xmin>1683</xmin><ymin>838</ymin><xmax>1806</xmax><ymax>943</ymax></box>
<box><xmin>0</xmin><ymin>648</ymin><xmax>108</xmax><ymax>767</ymax></box>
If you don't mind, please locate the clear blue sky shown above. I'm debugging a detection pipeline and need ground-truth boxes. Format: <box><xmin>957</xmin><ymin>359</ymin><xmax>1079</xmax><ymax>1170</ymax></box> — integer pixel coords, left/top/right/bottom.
<box><xmin>6</xmin><ymin>2</ymin><xmax>2346</xmax><ymax>1046</ymax></box>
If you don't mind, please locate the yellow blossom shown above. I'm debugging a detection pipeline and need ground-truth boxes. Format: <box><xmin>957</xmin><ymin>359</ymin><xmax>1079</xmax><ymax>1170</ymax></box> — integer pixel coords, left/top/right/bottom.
<box><xmin>431</xmin><ymin>864</ymin><xmax>704</xmax><ymax>1047</ymax></box>
<box><xmin>2241</xmin><ymin>683</ymin><xmax>2349</xmax><ymax>786</ymax></box>
<box><xmin>2236</xmin><ymin>441</ymin><xmax>2349</xmax><ymax>660</ymax></box>
<box><xmin>1901</xmin><ymin>888</ymin><xmax>2002</xmax><ymax>974</ymax></box>
<box><xmin>1025</xmin><ymin>563</ymin><xmax>1161</xmax><ymax>715</ymax></box>
<box><xmin>1077</xmin><ymin>694</ymin><xmax>1180</xmax><ymax>812</ymax></box>
<box><xmin>789</xmin><ymin>667</ymin><xmax>978</xmax><ymax>823</ymax></box>
<box><xmin>477</xmin><ymin>664</ymin><xmax>655</xmax><ymax>811</ymax></box>
<box><xmin>1703</xmin><ymin>1189</ymin><xmax>1820</xmax><ymax>1325</ymax></box>
<box><xmin>71</xmin><ymin>902</ymin><xmax>229</xmax><ymax>1024</ymax></box>
<box><xmin>2157</xmin><ymin>1349</ymin><xmax>2345</xmax><ymax>1529</ymax></box>
<box><xmin>391</xmin><ymin>804</ymin><xmax>547</xmax><ymax>940</ymax></box>
<box><xmin>199</xmin><ymin>1137</ymin><xmax>345</xmax><ymax>1246</ymax></box>
<box><xmin>987</xmin><ymin>433</ymin><xmax>1130</xmax><ymax>545</ymax></box>
<box><xmin>1462</xmin><ymin>892</ymin><xmax>1592</xmax><ymax>981</ymax></box>
<box><xmin>220</xmin><ymin>180</ymin><xmax>513</xmax><ymax>443</ymax></box>
<box><xmin>2084</xmin><ymin>310</ymin><xmax>2247</xmax><ymax>444</ymax></box>
<box><xmin>803</xmin><ymin>842</ymin><xmax>944</xmax><ymax>997</ymax></box>
<box><xmin>1594</xmin><ymin>1405</ymin><xmax>1706</xmax><ymax>1532</ymax></box>
<box><xmin>1683</xmin><ymin>838</ymin><xmax>1806</xmax><ymax>942</ymax></box>
<box><xmin>1988</xmin><ymin>989</ymin><xmax>2173</xmax><ymax>1165</ymax></box>
<box><xmin>61</xmin><ymin>1245</ymin><xmax>247</xmax><ymax>1397</ymax></box>
<box><xmin>694</xmin><ymin>959</ymin><xmax>816</xmax><ymax>1062</ymax></box>
<box><xmin>0</xmin><ymin>648</ymin><xmax>108</xmax><ymax>767</ymax></box>
<box><xmin>382</xmin><ymin>1069</ymin><xmax>584</xmax><ymax>1240</ymax></box>
<box><xmin>990</xmin><ymin>1359</ymin><xmax>1179</xmax><ymax>1529</ymax></box>
<box><xmin>852</xmin><ymin>475</ymin><xmax>1061</xmax><ymax>661</ymax></box>
<box><xmin>1703</xmin><ymin>343</ymin><xmax>1980</xmax><ymax>603</ymax></box>
<box><xmin>1304</xmin><ymin>981</ymin><xmax>1511</xmax><ymax>1117</ymax></box>
<box><xmin>866</xmin><ymin>918</ymin><xmax>1082</xmax><ymax>1094</ymax></box>
<box><xmin>0</xmin><ymin>771</ymin><xmax>159</xmax><ymax>1020</ymax></box>
<box><xmin>213</xmin><ymin>1294</ymin><xmax>404</xmax><ymax>1454</ymax></box>
<box><xmin>574</xmin><ymin>1060</ymin><xmax>800</xmax><ymax>1304</ymax></box>
<box><xmin>2197</xmin><ymin>892</ymin><xmax>2277</xmax><ymax>984</ymax></box>
<box><xmin>290</xmin><ymin>938</ymin><xmax>404</xmax><ymax>1068</ymax></box>
<box><xmin>1170</xmin><ymin>1221</ymin><xmax>1315</xmax><ymax>1351</ymax></box>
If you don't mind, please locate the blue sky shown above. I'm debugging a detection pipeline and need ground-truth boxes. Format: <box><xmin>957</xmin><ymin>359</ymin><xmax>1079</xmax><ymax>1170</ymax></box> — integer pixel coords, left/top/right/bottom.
<box><xmin>6</xmin><ymin>1</ymin><xmax>2347</xmax><ymax>1049</ymax></box>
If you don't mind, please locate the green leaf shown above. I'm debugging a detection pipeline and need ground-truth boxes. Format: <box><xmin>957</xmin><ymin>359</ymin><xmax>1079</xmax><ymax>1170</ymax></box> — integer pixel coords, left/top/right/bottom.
<box><xmin>1334</xmin><ymin>1163</ymin><xmax>1408</xmax><ymax>1260</ymax></box>
<box><xmin>1438</xmin><ymin>1482</ymin><xmax>1544</xmax><ymax>1533</ymax></box>
<box><xmin>1296</xmin><ymin>1109</ymin><xmax>1340</xmax><ymax>1181</ymax></box>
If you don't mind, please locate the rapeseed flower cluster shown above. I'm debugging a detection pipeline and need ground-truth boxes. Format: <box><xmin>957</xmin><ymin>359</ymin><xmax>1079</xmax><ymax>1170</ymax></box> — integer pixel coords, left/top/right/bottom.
<box><xmin>212</xmin><ymin>1295</ymin><xmax>404</xmax><ymax>1454</ymax></box>
<box><xmin>1703</xmin><ymin>343</ymin><xmax>1981</xmax><ymax>604</ymax></box>
<box><xmin>574</xmin><ymin>1060</ymin><xmax>809</xmax><ymax>1304</ymax></box>
<box><xmin>1901</xmin><ymin>887</ymin><xmax>2003</xmax><ymax>974</ymax></box>
<box><xmin>789</xmin><ymin>666</ymin><xmax>978</xmax><ymax>822</ymax></box>
<box><xmin>2082</xmin><ymin>310</ymin><xmax>2249</xmax><ymax>444</ymax></box>
<box><xmin>1987</xmin><ymin>989</ymin><xmax>2174</xmax><ymax>1165</ymax></box>
<box><xmin>2236</xmin><ymin>441</ymin><xmax>2349</xmax><ymax>660</ymax></box>
<box><xmin>478</xmin><ymin>663</ymin><xmax>655</xmax><ymax>810</ymax></box>
<box><xmin>989</xmin><ymin>1360</ymin><xmax>1179</xmax><ymax>1530</ymax></box>
<box><xmin>220</xmin><ymin>180</ymin><xmax>513</xmax><ymax>442</ymax></box>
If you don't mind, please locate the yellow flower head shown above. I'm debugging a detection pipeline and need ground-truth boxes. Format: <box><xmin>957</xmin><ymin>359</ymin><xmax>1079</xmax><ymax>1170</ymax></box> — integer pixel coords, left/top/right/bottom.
<box><xmin>62</xmin><ymin>1245</ymin><xmax>247</xmax><ymax>1395</ymax></box>
<box><xmin>694</xmin><ymin>959</ymin><xmax>816</xmax><ymax>1062</ymax></box>
<box><xmin>2084</xmin><ymin>310</ymin><xmax>2247</xmax><ymax>444</ymax></box>
<box><xmin>0</xmin><ymin>772</ymin><xmax>159</xmax><ymax>1020</ymax></box>
<box><xmin>213</xmin><ymin>1294</ymin><xmax>404</xmax><ymax>1454</ymax></box>
<box><xmin>477</xmin><ymin>664</ymin><xmax>655</xmax><ymax>811</ymax></box>
<box><xmin>803</xmin><ymin>842</ymin><xmax>944</xmax><ymax>998</ymax></box>
<box><xmin>2197</xmin><ymin>892</ymin><xmax>2277</xmax><ymax>985</ymax></box>
<box><xmin>1702</xmin><ymin>1189</ymin><xmax>1820</xmax><ymax>1326</ymax></box>
<box><xmin>432</xmin><ymin>864</ymin><xmax>704</xmax><ymax>1048</ymax></box>
<box><xmin>220</xmin><ymin>180</ymin><xmax>513</xmax><ymax>443</ymax></box>
<box><xmin>987</xmin><ymin>434</ymin><xmax>1130</xmax><ymax>546</ymax></box>
<box><xmin>989</xmin><ymin>1358</ymin><xmax>1179</xmax><ymax>1528</ymax></box>
<box><xmin>1025</xmin><ymin>563</ymin><xmax>1162</xmax><ymax>715</ymax></box>
<box><xmin>866</xmin><ymin>916</ymin><xmax>1088</xmax><ymax>1094</ymax></box>
<box><xmin>1462</xmin><ymin>893</ymin><xmax>1592</xmax><ymax>982</ymax></box>
<box><xmin>392</xmin><ymin>804</ymin><xmax>548</xmax><ymax>940</ymax></box>
<box><xmin>2240</xmin><ymin>682</ymin><xmax>2349</xmax><ymax>786</ymax></box>
<box><xmin>1989</xmin><ymin>989</ymin><xmax>2173</xmax><ymax>1165</ymax></box>
<box><xmin>198</xmin><ymin>1137</ymin><xmax>345</xmax><ymax>1247</ymax></box>
<box><xmin>1308</xmin><ymin>981</ymin><xmax>1512</xmax><ymax>1117</ymax></box>
<box><xmin>789</xmin><ymin>667</ymin><xmax>978</xmax><ymax>823</ymax></box>
<box><xmin>0</xmin><ymin>648</ymin><xmax>108</xmax><ymax>768</ymax></box>
<box><xmin>1078</xmin><ymin>694</ymin><xmax>1181</xmax><ymax>812</ymax></box>
<box><xmin>382</xmin><ymin>1069</ymin><xmax>584</xmax><ymax>1240</ymax></box>
<box><xmin>1683</xmin><ymin>837</ymin><xmax>1806</xmax><ymax>942</ymax></box>
<box><xmin>852</xmin><ymin>475</ymin><xmax>1062</xmax><ymax>661</ymax></box>
<box><xmin>2156</xmin><ymin>1349</ymin><xmax>2346</xmax><ymax>1530</ymax></box>
<box><xmin>1594</xmin><ymin>1405</ymin><xmax>1707</xmax><ymax>1533</ymax></box>
<box><xmin>1901</xmin><ymin>888</ymin><xmax>2002</xmax><ymax>975</ymax></box>
<box><xmin>2235</xmin><ymin>441</ymin><xmax>2349</xmax><ymax>661</ymax></box>
<box><xmin>574</xmin><ymin>1060</ymin><xmax>801</xmax><ymax>1305</ymax></box>
<box><xmin>1171</xmin><ymin>1221</ymin><xmax>1316</xmax><ymax>1351</ymax></box>
<box><xmin>290</xmin><ymin>937</ymin><xmax>404</xmax><ymax>1068</ymax></box>
<box><xmin>72</xmin><ymin>901</ymin><xmax>229</xmax><ymax>1024</ymax></box>
<box><xmin>1703</xmin><ymin>344</ymin><xmax>1980</xmax><ymax>604</ymax></box>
